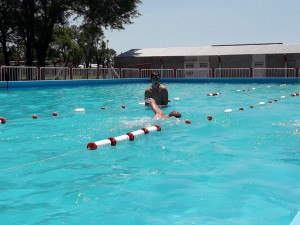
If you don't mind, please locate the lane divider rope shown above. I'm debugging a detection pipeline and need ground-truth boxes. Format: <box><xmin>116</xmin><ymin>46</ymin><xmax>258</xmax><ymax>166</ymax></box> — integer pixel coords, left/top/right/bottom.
<box><xmin>87</xmin><ymin>124</ymin><xmax>161</xmax><ymax>150</ymax></box>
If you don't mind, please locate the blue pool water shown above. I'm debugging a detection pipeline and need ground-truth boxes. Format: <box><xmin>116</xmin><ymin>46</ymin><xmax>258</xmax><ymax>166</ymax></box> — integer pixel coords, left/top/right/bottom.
<box><xmin>0</xmin><ymin>81</ymin><xmax>300</xmax><ymax>225</ymax></box>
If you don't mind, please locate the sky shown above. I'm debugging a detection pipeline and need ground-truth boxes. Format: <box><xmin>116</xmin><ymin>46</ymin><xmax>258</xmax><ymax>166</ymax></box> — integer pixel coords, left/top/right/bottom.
<box><xmin>104</xmin><ymin>0</ymin><xmax>300</xmax><ymax>55</ymax></box>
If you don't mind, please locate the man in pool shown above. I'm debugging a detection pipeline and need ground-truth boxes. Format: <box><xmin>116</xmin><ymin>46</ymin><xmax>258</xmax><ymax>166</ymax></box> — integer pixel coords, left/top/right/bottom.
<box><xmin>144</xmin><ymin>72</ymin><xmax>169</xmax><ymax>106</ymax></box>
<box><xmin>148</xmin><ymin>98</ymin><xmax>181</xmax><ymax>119</ymax></box>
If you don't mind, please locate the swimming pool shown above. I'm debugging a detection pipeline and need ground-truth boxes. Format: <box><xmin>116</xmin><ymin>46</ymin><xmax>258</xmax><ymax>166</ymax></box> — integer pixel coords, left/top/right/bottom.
<box><xmin>1</xmin><ymin>80</ymin><xmax>300</xmax><ymax>225</ymax></box>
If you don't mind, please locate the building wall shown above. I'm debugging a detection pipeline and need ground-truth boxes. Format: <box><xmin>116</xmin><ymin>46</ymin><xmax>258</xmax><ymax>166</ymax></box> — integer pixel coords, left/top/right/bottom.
<box><xmin>219</xmin><ymin>55</ymin><xmax>252</xmax><ymax>68</ymax></box>
<box><xmin>114</xmin><ymin>53</ymin><xmax>300</xmax><ymax>69</ymax></box>
<box><xmin>287</xmin><ymin>54</ymin><xmax>300</xmax><ymax>68</ymax></box>
<box><xmin>114</xmin><ymin>57</ymin><xmax>153</xmax><ymax>68</ymax></box>
<box><xmin>160</xmin><ymin>56</ymin><xmax>185</xmax><ymax>69</ymax></box>
<box><xmin>266</xmin><ymin>54</ymin><xmax>285</xmax><ymax>68</ymax></box>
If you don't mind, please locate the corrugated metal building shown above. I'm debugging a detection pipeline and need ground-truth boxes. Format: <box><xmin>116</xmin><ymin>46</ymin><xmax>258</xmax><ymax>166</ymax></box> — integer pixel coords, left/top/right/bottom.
<box><xmin>114</xmin><ymin>43</ymin><xmax>300</xmax><ymax>70</ymax></box>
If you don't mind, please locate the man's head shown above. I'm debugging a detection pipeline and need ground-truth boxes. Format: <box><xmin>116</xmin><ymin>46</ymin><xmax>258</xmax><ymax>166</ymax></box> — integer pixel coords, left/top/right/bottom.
<box><xmin>168</xmin><ymin>111</ymin><xmax>182</xmax><ymax>118</ymax></box>
<box><xmin>150</xmin><ymin>72</ymin><xmax>161</xmax><ymax>80</ymax></box>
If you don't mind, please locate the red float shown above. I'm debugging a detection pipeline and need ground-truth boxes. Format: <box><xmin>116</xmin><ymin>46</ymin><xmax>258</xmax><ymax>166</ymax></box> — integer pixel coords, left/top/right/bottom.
<box><xmin>108</xmin><ymin>137</ymin><xmax>117</xmax><ymax>146</ymax></box>
<box><xmin>207</xmin><ymin>92</ymin><xmax>221</xmax><ymax>96</ymax></box>
<box><xmin>87</xmin><ymin>142</ymin><xmax>98</xmax><ymax>150</ymax></box>
<box><xmin>291</xmin><ymin>93</ymin><xmax>300</xmax><ymax>97</ymax></box>
<box><xmin>126</xmin><ymin>132</ymin><xmax>135</xmax><ymax>141</ymax></box>
<box><xmin>154</xmin><ymin>124</ymin><xmax>162</xmax><ymax>131</ymax></box>
<box><xmin>141</xmin><ymin>127</ymin><xmax>149</xmax><ymax>134</ymax></box>
<box><xmin>185</xmin><ymin>119</ymin><xmax>191</xmax><ymax>124</ymax></box>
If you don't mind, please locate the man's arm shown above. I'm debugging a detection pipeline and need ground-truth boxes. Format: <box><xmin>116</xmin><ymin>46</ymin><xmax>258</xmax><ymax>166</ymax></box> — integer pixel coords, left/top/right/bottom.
<box><xmin>148</xmin><ymin>98</ymin><xmax>166</xmax><ymax>118</ymax></box>
<box><xmin>161</xmin><ymin>86</ymin><xmax>169</xmax><ymax>105</ymax></box>
<box><xmin>144</xmin><ymin>88</ymin><xmax>151</xmax><ymax>100</ymax></box>
<box><xmin>144</xmin><ymin>88</ymin><xmax>151</xmax><ymax>105</ymax></box>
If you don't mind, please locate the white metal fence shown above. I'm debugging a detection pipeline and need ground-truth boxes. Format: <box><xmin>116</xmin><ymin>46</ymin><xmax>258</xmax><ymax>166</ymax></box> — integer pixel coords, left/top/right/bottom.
<box><xmin>0</xmin><ymin>66</ymin><xmax>299</xmax><ymax>81</ymax></box>
<box><xmin>40</xmin><ymin>67</ymin><xmax>70</xmax><ymax>80</ymax></box>
<box><xmin>176</xmin><ymin>69</ymin><xmax>212</xmax><ymax>78</ymax></box>
<box><xmin>253</xmin><ymin>68</ymin><xmax>296</xmax><ymax>78</ymax></box>
<box><xmin>72</xmin><ymin>68</ymin><xmax>98</xmax><ymax>79</ymax></box>
<box><xmin>215</xmin><ymin>68</ymin><xmax>251</xmax><ymax>78</ymax></box>
<box><xmin>141</xmin><ymin>69</ymin><xmax>174</xmax><ymax>78</ymax></box>
<box><xmin>121</xmin><ymin>68</ymin><xmax>140</xmax><ymax>78</ymax></box>
<box><xmin>72</xmin><ymin>68</ymin><xmax>120</xmax><ymax>79</ymax></box>
<box><xmin>0</xmin><ymin>66</ymin><xmax>38</xmax><ymax>81</ymax></box>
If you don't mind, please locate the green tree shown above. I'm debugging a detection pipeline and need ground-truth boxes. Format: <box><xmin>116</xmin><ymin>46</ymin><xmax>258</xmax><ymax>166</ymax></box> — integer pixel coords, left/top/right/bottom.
<box><xmin>0</xmin><ymin>0</ymin><xmax>141</xmax><ymax>68</ymax></box>
<box><xmin>0</xmin><ymin>0</ymin><xmax>20</xmax><ymax>65</ymax></box>
<box><xmin>94</xmin><ymin>39</ymin><xmax>108</xmax><ymax>68</ymax></box>
<box><xmin>20</xmin><ymin>0</ymin><xmax>141</xmax><ymax>67</ymax></box>
<box><xmin>77</xmin><ymin>23</ymin><xmax>103</xmax><ymax>68</ymax></box>
<box><xmin>107</xmin><ymin>48</ymin><xmax>117</xmax><ymax>67</ymax></box>
<box><xmin>70</xmin><ymin>45</ymin><xmax>82</xmax><ymax>67</ymax></box>
<box><xmin>50</xmin><ymin>25</ymin><xmax>81</xmax><ymax>66</ymax></box>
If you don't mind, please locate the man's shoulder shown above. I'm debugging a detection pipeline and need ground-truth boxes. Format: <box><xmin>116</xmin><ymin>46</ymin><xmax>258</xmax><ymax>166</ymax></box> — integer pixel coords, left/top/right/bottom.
<box><xmin>145</xmin><ymin>86</ymin><xmax>152</xmax><ymax>92</ymax></box>
<box><xmin>159</xmin><ymin>84</ymin><xmax>168</xmax><ymax>92</ymax></box>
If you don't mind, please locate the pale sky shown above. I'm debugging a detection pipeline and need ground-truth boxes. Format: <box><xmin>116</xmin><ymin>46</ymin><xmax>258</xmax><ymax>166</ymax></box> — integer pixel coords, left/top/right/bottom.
<box><xmin>104</xmin><ymin>0</ymin><xmax>300</xmax><ymax>55</ymax></box>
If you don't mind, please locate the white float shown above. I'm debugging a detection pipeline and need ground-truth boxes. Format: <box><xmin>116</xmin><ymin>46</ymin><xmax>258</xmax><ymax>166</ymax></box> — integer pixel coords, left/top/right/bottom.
<box><xmin>224</xmin><ymin>109</ymin><xmax>233</xmax><ymax>113</ymax></box>
<box><xmin>75</xmin><ymin>108</ymin><xmax>85</xmax><ymax>112</ymax></box>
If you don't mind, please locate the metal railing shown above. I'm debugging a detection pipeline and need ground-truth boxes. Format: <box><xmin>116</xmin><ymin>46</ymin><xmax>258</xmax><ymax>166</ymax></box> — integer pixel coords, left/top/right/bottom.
<box><xmin>120</xmin><ymin>68</ymin><xmax>140</xmax><ymax>78</ymax></box>
<box><xmin>72</xmin><ymin>68</ymin><xmax>98</xmax><ymax>79</ymax></box>
<box><xmin>72</xmin><ymin>68</ymin><xmax>120</xmax><ymax>79</ymax></box>
<box><xmin>40</xmin><ymin>67</ymin><xmax>70</xmax><ymax>80</ymax></box>
<box><xmin>0</xmin><ymin>66</ymin><xmax>298</xmax><ymax>81</ymax></box>
<box><xmin>215</xmin><ymin>68</ymin><xmax>251</xmax><ymax>78</ymax></box>
<box><xmin>176</xmin><ymin>69</ymin><xmax>212</xmax><ymax>78</ymax></box>
<box><xmin>141</xmin><ymin>69</ymin><xmax>174</xmax><ymax>78</ymax></box>
<box><xmin>1</xmin><ymin>66</ymin><xmax>38</xmax><ymax>81</ymax></box>
<box><xmin>253</xmin><ymin>68</ymin><xmax>296</xmax><ymax>78</ymax></box>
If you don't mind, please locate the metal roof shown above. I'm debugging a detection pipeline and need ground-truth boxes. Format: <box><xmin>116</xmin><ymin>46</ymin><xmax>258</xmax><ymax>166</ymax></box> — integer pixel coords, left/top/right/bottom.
<box><xmin>117</xmin><ymin>43</ymin><xmax>300</xmax><ymax>57</ymax></box>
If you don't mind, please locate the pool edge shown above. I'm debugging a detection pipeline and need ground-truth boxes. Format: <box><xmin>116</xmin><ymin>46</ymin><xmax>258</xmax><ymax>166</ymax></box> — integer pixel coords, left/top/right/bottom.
<box><xmin>0</xmin><ymin>78</ymin><xmax>300</xmax><ymax>88</ymax></box>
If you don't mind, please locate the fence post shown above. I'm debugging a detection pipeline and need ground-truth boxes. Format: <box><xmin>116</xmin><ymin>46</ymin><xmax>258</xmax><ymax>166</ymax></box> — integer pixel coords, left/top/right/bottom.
<box><xmin>212</xmin><ymin>68</ymin><xmax>215</xmax><ymax>78</ymax></box>
<box><xmin>173</xmin><ymin>69</ymin><xmax>177</xmax><ymax>78</ymax></box>
<box><xmin>250</xmin><ymin>67</ymin><xmax>253</xmax><ymax>78</ymax></box>
<box><xmin>37</xmin><ymin>66</ymin><xmax>41</xmax><ymax>80</ymax></box>
<box><xmin>69</xmin><ymin>66</ymin><xmax>73</xmax><ymax>80</ymax></box>
<box><xmin>296</xmin><ymin>68</ymin><xmax>299</xmax><ymax>77</ymax></box>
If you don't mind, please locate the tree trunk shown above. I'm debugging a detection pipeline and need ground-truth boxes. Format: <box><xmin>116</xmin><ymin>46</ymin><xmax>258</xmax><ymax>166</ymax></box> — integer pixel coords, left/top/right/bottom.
<box><xmin>25</xmin><ymin>36</ymin><xmax>33</xmax><ymax>66</ymax></box>
<box><xmin>34</xmin><ymin>7</ymin><xmax>58</xmax><ymax>68</ymax></box>
<box><xmin>36</xmin><ymin>48</ymin><xmax>47</xmax><ymax>67</ymax></box>
<box><xmin>1</xmin><ymin>41</ymin><xmax>10</xmax><ymax>66</ymax></box>
<box><xmin>24</xmin><ymin>0</ymin><xmax>35</xmax><ymax>66</ymax></box>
